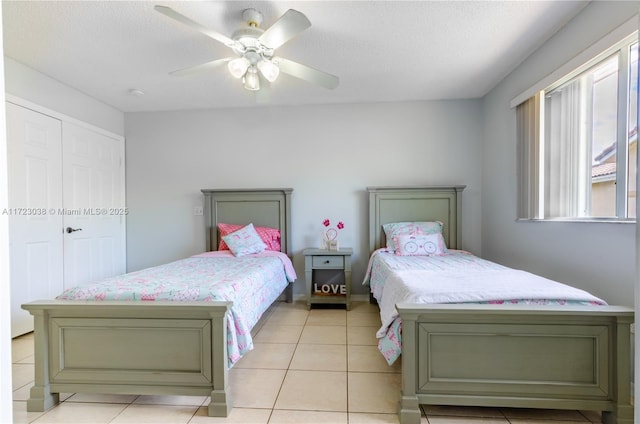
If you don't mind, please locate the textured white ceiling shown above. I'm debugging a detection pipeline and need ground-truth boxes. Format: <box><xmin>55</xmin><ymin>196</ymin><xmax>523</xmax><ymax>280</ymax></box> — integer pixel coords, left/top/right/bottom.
<box><xmin>2</xmin><ymin>1</ymin><xmax>588</xmax><ymax>112</ymax></box>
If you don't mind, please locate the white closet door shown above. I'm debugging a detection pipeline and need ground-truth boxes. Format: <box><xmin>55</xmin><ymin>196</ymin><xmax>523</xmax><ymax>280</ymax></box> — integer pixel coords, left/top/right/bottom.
<box><xmin>62</xmin><ymin>122</ymin><xmax>126</xmax><ymax>288</ymax></box>
<box><xmin>7</xmin><ymin>102</ymin><xmax>63</xmax><ymax>337</ymax></box>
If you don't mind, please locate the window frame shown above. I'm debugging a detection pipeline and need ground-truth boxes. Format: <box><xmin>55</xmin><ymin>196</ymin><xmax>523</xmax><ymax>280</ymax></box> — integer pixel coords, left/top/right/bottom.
<box><xmin>516</xmin><ymin>32</ymin><xmax>638</xmax><ymax>223</ymax></box>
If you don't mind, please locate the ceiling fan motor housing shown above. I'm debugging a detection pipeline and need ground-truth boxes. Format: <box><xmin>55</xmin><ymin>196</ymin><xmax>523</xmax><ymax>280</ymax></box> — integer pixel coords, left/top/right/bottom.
<box><xmin>232</xmin><ymin>26</ymin><xmax>274</xmax><ymax>60</ymax></box>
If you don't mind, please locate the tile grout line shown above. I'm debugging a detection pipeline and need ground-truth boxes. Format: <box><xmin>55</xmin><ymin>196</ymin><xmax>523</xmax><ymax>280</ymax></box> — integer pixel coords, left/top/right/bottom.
<box><xmin>345</xmin><ymin>320</ymin><xmax>350</xmax><ymax>423</ymax></box>
<box><xmin>266</xmin><ymin>303</ymin><xmax>304</xmax><ymax>421</ymax></box>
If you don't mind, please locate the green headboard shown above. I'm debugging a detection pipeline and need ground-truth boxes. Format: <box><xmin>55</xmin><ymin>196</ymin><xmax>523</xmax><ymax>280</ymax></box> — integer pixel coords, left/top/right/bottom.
<box><xmin>367</xmin><ymin>186</ymin><xmax>465</xmax><ymax>253</ymax></box>
<box><xmin>201</xmin><ymin>188</ymin><xmax>293</xmax><ymax>254</ymax></box>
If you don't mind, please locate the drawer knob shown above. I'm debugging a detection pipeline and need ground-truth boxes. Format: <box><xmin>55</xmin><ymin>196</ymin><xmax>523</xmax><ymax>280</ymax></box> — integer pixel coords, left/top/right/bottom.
<box><xmin>324</xmin><ymin>260</ymin><xmax>330</xmax><ymax>264</ymax></box>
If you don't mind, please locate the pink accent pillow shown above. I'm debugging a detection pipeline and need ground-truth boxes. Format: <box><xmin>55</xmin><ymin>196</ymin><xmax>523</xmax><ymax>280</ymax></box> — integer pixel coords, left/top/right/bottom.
<box><xmin>218</xmin><ymin>223</ymin><xmax>281</xmax><ymax>251</ymax></box>
<box><xmin>394</xmin><ymin>233</ymin><xmax>446</xmax><ymax>256</ymax></box>
<box><xmin>221</xmin><ymin>223</ymin><xmax>267</xmax><ymax>257</ymax></box>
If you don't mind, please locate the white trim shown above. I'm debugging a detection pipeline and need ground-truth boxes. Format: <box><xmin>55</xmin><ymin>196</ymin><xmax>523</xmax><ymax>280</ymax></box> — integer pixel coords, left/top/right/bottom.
<box><xmin>5</xmin><ymin>94</ymin><xmax>124</xmax><ymax>143</ymax></box>
<box><xmin>510</xmin><ymin>16</ymin><xmax>638</xmax><ymax>108</ymax></box>
<box><xmin>516</xmin><ymin>217</ymin><xmax>634</xmax><ymax>224</ymax></box>
<box><xmin>0</xmin><ymin>7</ymin><xmax>13</xmax><ymax>421</ymax></box>
<box><xmin>615</xmin><ymin>41</ymin><xmax>631</xmax><ymax>216</ymax></box>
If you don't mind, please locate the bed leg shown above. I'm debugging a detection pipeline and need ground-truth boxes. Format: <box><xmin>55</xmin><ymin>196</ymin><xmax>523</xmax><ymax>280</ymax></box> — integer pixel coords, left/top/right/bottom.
<box><xmin>27</xmin><ymin>386</ymin><xmax>59</xmax><ymax>412</ymax></box>
<box><xmin>600</xmin><ymin>387</ymin><xmax>634</xmax><ymax>424</ymax></box>
<box><xmin>601</xmin><ymin>316</ymin><xmax>635</xmax><ymax>424</ymax></box>
<box><xmin>602</xmin><ymin>407</ymin><xmax>634</xmax><ymax>424</ymax></box>
<box><xmin>26</xmin><ymin>309</ymin><xmax>59</xmax><ymax>412</ymax></box>
<box><xmin>600</xmin><ymin>316</ymin><xmax>635</xmax><ymax>424</ymax></box>
<box><xmin>398</xmin><ymin>394</ymin><xmax>421</xmax><ymax>424</ymax></box>
<box><xmin>398</xmin><ymin>311</ymin><xmax>420</xmax><ymax>424</ymax></box>
<box><xmin>286</xmin><ymin>282</ymin><xmax>293</xmax><ymax>303</ymax></box>
<box><xmin>208</xmin><ymin>388</ymin><xmax>232</xmax><ymax>417</ymax></box>
<box><xmin>208</xmin><ymin>308</ymin><xmax>232</xmax><ymax>416</ymax></box>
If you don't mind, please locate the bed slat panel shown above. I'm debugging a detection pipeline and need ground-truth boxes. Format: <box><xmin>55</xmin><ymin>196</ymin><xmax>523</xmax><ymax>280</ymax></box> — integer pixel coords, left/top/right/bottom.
<box><xmin>50</xmin><ymin>318</ymin><xmax>212</xmax><ymax>385</ymax></box>
<box><xmin>417</xmin><ymin>322</ymin><xmax>609</xmax><ymax>398</ymax></box>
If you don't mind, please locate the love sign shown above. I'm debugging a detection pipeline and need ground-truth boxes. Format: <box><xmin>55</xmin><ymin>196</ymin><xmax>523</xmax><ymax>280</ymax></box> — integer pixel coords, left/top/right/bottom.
<box><xmin>313</xmin><ymin>283</ymin><xmax>346</xmax><ymax>295</ymax></box>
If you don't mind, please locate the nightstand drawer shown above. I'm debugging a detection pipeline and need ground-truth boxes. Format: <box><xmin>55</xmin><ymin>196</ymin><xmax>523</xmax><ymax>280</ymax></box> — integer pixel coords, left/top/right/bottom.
<box><xmin>312</xmin><ymin>255</ymin><xmax>344</xmax><ymax>268</ymax></box>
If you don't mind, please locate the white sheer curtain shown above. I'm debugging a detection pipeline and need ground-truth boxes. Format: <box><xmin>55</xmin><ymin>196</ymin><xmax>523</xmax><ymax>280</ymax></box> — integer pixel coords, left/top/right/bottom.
<box><xmin>516</xmin><ymin>93</ymin><xmax>542</xmax><ymax>219</ymax></box>
<box><xmin>544</xmin><ymin>78</ymin><xmax>592</xmax><ymax>218</ymax></box>
<box><xmin>517</xmin><ymin>81</ymin><xmax>594</xmax><ymax>220</ymax></box>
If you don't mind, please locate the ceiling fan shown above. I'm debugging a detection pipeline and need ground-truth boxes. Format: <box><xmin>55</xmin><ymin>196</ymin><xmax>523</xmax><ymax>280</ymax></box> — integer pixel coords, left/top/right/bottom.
<box><xmin>154</xmin><ymin>5</ymin><xmax>339</xmax><ymax>92</ymax></box>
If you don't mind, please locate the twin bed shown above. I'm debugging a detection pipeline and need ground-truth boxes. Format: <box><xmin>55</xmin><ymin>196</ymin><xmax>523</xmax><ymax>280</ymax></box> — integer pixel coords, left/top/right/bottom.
<box><xmin>22</xmin><ymin>188</ymin><xmax>294</xmax><ymax>417</ymax></box>
<box><xmin>22</xmin><ymin>185</ymin><xmax>634</xmax><ymax>423</ymax></box>
<box><xmin>366</xmin><ymin>186</ymin><xmax>634</xmax><ymax>424</ymax></box>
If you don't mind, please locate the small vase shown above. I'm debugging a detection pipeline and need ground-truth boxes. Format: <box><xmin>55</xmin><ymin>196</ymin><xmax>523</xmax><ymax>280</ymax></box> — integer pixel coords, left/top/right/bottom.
<box><xmin>328</xmin><ymin>239</ymin><xmax>339</xmax><ymax>251</ymax></box>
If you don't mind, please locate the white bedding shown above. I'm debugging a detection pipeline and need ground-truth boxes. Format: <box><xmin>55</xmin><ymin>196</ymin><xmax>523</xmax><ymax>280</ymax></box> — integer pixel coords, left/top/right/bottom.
<box><xmin>374</xmin><ymin>253</ymin><xmax>607</xmax><ymax>338</ymax></box>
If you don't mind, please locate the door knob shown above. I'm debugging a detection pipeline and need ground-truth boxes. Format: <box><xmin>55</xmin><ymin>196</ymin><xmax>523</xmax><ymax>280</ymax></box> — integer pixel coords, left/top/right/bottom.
<box><xmin>65</xmin><ymin>227</ymin><xmax>82</xmax><ymax>234</ymax></box>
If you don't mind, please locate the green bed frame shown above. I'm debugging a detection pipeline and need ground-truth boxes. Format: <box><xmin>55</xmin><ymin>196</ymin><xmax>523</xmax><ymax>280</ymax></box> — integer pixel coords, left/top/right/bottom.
<box><xmin>367</xmin><ymin>186</ymin><xmax>634</xmax><ymax>424</ymax></box>
<box><xmin>22</xmin><ymin>188</ymin><xmax>293</xmax><ymax>417</ymax></box>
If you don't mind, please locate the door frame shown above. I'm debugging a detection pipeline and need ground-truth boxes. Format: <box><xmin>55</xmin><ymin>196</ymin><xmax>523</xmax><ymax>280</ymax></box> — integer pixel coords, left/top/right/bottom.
<box><xmin>6</xmin><ymin>95</ymin><xmax>125</xmax><ymax>144</ymax></box>
<box><xmin>6</xmin><ymin>94</ymin><xmax>126</xmax><ymax>324</ymax></box>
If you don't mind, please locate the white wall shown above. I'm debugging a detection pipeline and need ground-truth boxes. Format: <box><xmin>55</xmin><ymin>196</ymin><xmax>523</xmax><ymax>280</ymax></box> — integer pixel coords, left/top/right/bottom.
<box><xmin>4</xmin><ymin>57</ymin><xmax>124</xmax><ymax>136</ymax></box>
<box><xmin>125</xmin><ymin>100</ymin><xmax>483</xmax><ymax>296</ymax></box>
<box><xmin>481</xmin><ymin>1</ymin><xmax>638</xmax><ymax>306</ymax></box>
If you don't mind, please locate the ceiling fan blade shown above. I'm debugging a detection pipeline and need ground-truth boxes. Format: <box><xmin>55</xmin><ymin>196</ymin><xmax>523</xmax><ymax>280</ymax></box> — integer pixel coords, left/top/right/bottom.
<box><xmin>154</xmin><ymin>5</ymin><xmax>238</xmax><ymax>49</ymax></box>
<box><xmin>258</xmin><ymin>9</ymin><xmax>311</xmax><ymax>49</ymax></box>
<box><xmin>170</xmin><ymin>58</ymin><xmax>233</xmax><ymax>77</ymax></box>
<box><xmin>274</xmin><ymin>57</ymin><xmax>339</xmax><ymax>89</ymax></box>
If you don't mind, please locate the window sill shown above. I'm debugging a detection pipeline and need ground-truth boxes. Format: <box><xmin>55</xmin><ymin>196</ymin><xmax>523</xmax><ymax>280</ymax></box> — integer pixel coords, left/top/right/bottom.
<box><xmin>517</xmin><ymin>218</ymin><xmax>635</xmax><ymax>224</ymax></box>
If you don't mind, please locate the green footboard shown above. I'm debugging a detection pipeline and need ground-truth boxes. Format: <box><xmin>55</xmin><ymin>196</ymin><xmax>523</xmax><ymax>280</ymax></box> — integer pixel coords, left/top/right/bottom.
<box><xmin>397</xmin><ymin>303</ymin><xmax>634</xmax><ymax>424</ymax></box>
<box><xmin>22</xmin><ymin>300</ymin><xmax>232</xmax><ymax>417</ymax></box>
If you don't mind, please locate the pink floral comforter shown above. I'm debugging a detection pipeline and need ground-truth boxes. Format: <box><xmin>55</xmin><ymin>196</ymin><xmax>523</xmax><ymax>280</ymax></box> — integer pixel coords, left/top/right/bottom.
<box><xmin>57</xmin><ymin>250</ymin><xmax>297</xmax><ymax>367</ymax></box>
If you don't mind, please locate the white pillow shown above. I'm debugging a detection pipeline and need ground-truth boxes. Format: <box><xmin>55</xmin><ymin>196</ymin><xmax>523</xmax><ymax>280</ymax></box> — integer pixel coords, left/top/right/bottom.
<box><xmin>382</xmin><ymin>221</ymin><xmax>444</xmax><ymax>253</ymax></box>
<box><xmin>221</xmin><ymin>223</ymin><xmax>267</xmax><ymax>257</ymax></box>
<box><xmin>394</xmin><ymin>233</ymin><xmax>446</xmax><ymax>256</ymax></box>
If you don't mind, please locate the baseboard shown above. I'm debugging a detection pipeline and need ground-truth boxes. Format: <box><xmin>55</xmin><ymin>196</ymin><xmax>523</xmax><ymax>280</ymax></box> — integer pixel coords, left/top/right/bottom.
<box><xmin>290</xmin><ymin>293</ymin><xmax>370</xmax><ymax>303</ymax></box>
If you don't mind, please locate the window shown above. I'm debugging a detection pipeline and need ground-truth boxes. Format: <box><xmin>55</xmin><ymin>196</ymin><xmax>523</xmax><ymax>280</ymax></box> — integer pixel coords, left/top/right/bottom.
<box><xmin>517</xmin><ymin>34</ymin><xmax>638</xmax><ymax>221</ymax></box>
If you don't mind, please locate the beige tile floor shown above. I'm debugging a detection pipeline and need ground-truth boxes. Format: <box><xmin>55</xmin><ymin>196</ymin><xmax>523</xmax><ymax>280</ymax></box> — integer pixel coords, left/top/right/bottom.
<box><xmin>11</xmin><ymin>300</ymin><xmax>604</xmax><ymax>423</ymax></box>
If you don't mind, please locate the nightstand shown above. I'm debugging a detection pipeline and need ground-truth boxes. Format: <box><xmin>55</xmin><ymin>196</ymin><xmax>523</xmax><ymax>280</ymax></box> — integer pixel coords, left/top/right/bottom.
<box><xmin>303</xmin><ymin>248</ymin><xmax>353</xmax><ymax>310</ymax></box>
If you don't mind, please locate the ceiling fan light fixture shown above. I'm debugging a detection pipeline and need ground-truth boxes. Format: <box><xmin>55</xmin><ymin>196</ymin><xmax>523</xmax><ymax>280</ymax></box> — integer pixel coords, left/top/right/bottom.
<box><xmin>243</xmin><ymin>67</ymin><xmax>260</xmax><ymax>91</ymax></box>
<box><xmin>157</xmin><ymin>6</ymin><xmax>339</xmax><ymax>93</ymax></box>
<box><xmin>228</xmin><ymin>57</ymin><xmax>250</xmax><ymax>78</ymax></box>
<box><xmin>257</xmin><ymin>60</ymin><xmax>279</xmax><ymax>82</ymax></box>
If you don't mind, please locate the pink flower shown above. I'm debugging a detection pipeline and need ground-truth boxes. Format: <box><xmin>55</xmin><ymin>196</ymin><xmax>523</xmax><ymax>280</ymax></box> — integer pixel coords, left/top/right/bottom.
<box><xmin>337</xmin><ymin>221</ymin><xmax>344</xmax><ymax>230</ymax></box>
<box><xmin>323</xmin><ymin>219</ymin><xmax>330</xmax><ymax>227</ymax></box>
